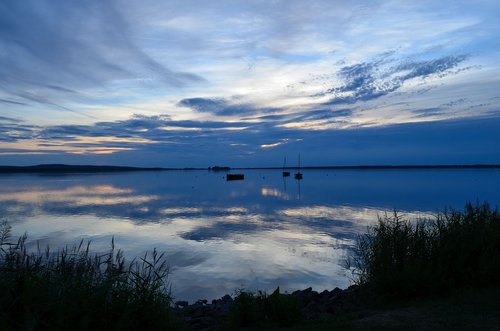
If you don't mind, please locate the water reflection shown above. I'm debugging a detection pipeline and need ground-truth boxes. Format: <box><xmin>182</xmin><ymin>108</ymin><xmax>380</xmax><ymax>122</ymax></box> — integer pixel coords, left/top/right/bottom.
<box><xmin>0</xmin><ymin>169</ymin><xmax>498</xmax><ymax>302</ymax></box>
<box><xmin>261</xmin><ymin>187</ymin><xmax>291</xmax><ymax>200</ymax></box>
<box><xmin>0</xmin><ymin>185</ymin><xmax>144</xmax><ymax>204</ymax></box>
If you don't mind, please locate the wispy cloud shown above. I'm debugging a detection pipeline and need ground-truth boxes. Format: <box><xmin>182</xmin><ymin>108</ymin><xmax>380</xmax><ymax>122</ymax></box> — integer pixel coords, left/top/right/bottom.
<box><xmin>0</xmin><ymin>0</ymin><xmax>202</xmax><ymax>113</ymax></box>
<box><xmin>1</xmin><ymin>0</ymin><xmax>499</xmax><ymax>166</ymax></box>
<box><xmin>320</xmin><ymin>54</ymin><xmax>469</xmax><ymax>105</ymax></box>
<box><xmin>0</xmin><ymin>115</ymin><xmax>22</xmax><ymax>123</ymax></box>
<box><xmin>0</xmin><ymin>99</ymin><xmax>28</xmax><ymax>106</ymax></box>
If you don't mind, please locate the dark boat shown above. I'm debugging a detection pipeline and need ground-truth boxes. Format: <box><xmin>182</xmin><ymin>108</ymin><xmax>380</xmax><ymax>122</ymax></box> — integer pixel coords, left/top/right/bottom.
<box><xmin>226</xmin><ymin>174</ymin><xmax>244</xmax><ymax>181</ymax></box>
<box><xmin>294</xmin><ymin>154</ymin><xmax>303</xmax><ymax>180</ymax></box>
<box><xmin>282</xmin><ymin>157</ymin><xmax>290</xmax><ymax>177</ymax></box>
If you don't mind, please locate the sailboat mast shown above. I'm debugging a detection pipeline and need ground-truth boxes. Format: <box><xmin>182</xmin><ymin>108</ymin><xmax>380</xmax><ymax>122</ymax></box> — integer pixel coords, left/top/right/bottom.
<box><xmin>282</xmin><ymin>156</ymin><xmax>291</xmax><ymax>177</ymax></box>
<box><xmin>294</xmin><ymin>153</ymin><xmax>303</xmax><ymax>180</ymax></box>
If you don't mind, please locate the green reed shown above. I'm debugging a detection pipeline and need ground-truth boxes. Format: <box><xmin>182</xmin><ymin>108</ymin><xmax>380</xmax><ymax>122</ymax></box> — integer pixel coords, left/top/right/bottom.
<box><xmin>350</xmin><ymin>202</ymin><xmax>500</xmax><ymax>297</ymax></box>
<box><xmin>0</xmin><ymin>221</ymin><xmax>183</xmax><ymax>330</ymax></box>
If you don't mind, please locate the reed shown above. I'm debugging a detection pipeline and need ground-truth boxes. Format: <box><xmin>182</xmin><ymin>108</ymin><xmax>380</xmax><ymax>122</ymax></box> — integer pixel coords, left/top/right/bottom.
<box><xmin>0</xmin><ymin>221</ymin><xmax>183</xmax><ymax>330</ymax></box>
<box><xmin>350</xmin><ymin>202</ymin><xmax>500</xmax><ymax>297</ymax></box>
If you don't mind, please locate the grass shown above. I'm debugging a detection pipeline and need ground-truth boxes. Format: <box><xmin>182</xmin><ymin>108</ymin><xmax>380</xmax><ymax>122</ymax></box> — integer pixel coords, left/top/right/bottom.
<box><xmin>0</xmin><ymin>221</ymin><xmax>184</xmax><ymax>330</ymax></box>
<box><xmin>349</xmin><ymin>201</ymin><xmax>500</xmax><ymax>298</ymax></box>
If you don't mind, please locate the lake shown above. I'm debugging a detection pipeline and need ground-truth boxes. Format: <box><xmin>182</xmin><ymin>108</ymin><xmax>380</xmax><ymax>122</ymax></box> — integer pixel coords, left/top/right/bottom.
<box><xmin>1</xmin><ymin>168</ymin><xmax>499</xmax><ymax>302</ymax></box>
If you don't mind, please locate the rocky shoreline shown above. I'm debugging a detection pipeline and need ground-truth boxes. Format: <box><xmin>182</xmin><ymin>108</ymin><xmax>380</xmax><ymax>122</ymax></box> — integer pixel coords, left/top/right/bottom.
<box><xmin>173</xmin><ymin>285</ymin><xmax>360</xmax><ymax>330</ymax></box>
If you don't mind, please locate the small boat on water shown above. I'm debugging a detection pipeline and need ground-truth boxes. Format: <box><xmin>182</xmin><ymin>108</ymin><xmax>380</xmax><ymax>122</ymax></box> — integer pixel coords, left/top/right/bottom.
<box><xmin>294</xmin><ymin>154</ymin><xmax>303</xmax><ymax>180</ymax></box>
<box><xmin>226</xmin><ymin>174</ymin><xmax>244</xmax><ymax>181</ymax></box>
<box><xmin>282</xmin><ymin>157</ymin><xmax>290</xmax><ymax>177</ymax></box>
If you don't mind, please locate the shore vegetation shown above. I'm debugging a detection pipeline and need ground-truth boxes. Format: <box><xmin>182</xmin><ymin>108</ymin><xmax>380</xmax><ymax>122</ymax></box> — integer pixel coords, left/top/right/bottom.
<box><xmin>0</xmin><ymin>221</ymin><xmax>183</xmax><ymax>330</ymax></box>
<box><xmin>1</xmin><ymin>202</ymin><xmax>498</xmax><ymax>329</ymax></box>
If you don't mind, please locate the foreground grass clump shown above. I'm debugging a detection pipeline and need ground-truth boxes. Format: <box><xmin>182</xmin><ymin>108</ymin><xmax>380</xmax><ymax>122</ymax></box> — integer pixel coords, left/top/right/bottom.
<box><xmin>0</xmin><ymin>222</ymin><xmax>183</xmax><ymax>330</ymax></box>
<box><xmin>352</xmin><ymin>202</ymin><xmax>500</xmax><ymax>297</ymax></box>
<box><xmin>228</xmin><ymin>287</ymin><xmax>301</xmax><ymax>329</ymax></box>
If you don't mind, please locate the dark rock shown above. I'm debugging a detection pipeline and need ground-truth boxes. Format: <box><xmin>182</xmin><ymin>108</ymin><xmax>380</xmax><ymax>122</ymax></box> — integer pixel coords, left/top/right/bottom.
<box><xmin>175</xmin><ymin>300</ymin><xmax>189</xmax><ymax>308</ymax></box>
<box><xmin>347</xmin><ymin>284</ymin><xmax>359</xmax><ymax>293</ymax></box>
<box><xmin>221</xmin><ymin>294</ymin><xmax>232</xmax><ymax>303</ymax></box>
<box><xmin>293</xmin><ymin>287</ymin><xmax>312</xmax><ymax>296</ymax></box>
<box><xmin>195</xmin><ymin>299</ymin><xmax>208</xmax><ymax>305</ymax></box>
<box><xmin>292</xmin><ymin>287</ymin><xmax>320</xmax><ymax>305</ymax></box>
<box><xmin>332</xmin><ymin>287</ymin><xmax>344</xmax><ymax>296</ymax></box>
<box><xmin>174</xmin><ymin>286</ymin><xmax>357</xmax><ymax>329</ymax></box>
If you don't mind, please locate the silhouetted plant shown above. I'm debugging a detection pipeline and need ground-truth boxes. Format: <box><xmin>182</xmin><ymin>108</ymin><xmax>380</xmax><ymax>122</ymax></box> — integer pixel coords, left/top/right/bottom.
<box><xmin>228</xmin><ymin>287</ymin><xmax>301</xmax><ymax>329</ymax></box>
<box><xmin>349</xmin><ymin>202</ymin><xmax>500</xmax><ymax>297</ymax></box>
<box><xmin>0</xmin><ymin>223</ymin><xmax>183</xmax><ymax>330</ymax></box>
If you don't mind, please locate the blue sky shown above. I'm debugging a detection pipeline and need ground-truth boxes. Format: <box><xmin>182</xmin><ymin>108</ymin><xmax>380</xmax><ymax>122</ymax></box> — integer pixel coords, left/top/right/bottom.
<box><xmin>1</xmin><ymin>0</ymin><xmax>499</xmax><ymax>167</ymax></box>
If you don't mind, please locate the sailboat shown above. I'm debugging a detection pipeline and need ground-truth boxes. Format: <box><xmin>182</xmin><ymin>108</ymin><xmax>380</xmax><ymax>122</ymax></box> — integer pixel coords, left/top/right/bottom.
<box><xmin>294</xmin><ymin>154</ymin><xmax>303</xmax><ymax>180</ymax></box>
<box><xmin>282</xmin><ymin>157</ymin><xmax>290</xmax><ymax>177</ymax></box>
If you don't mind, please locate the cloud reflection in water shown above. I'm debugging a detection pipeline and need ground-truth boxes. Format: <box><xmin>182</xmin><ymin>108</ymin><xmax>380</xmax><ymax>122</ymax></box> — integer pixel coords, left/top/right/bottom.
<box><xmin>1</xmin><ymin>169</ymin><xmax>498</xmax><ymax>302</ymax></box>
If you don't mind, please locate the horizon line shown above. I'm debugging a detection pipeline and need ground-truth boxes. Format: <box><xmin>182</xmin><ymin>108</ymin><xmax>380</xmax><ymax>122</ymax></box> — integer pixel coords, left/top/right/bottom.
<box><xmin>1</xmin><ymin>163</ymin><xmax>500</xmax><ymax>174</ymax></box>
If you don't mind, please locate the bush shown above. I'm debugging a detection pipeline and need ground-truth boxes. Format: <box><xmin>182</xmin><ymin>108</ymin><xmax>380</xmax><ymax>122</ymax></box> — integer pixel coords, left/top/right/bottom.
<box><xmin>350</xmin><ymin>202</ymin><xmax>500</xmax><ymax>297</ymax></box>
<box><xmin>0</xmin><ymin>221</ymin><xmax>183</xmax><ymax>330</ymax></box>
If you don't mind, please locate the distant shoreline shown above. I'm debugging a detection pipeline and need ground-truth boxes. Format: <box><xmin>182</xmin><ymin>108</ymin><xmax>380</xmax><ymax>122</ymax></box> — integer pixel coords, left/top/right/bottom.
<box><xmin>1</xmin><ymin>163</ymin><xmax>500</xmax><ymax>174</ymax></box>
<box><xmin>236</xmin><ymin>164</ymin><xmax>500</xmax><ymax>170</ymax></box>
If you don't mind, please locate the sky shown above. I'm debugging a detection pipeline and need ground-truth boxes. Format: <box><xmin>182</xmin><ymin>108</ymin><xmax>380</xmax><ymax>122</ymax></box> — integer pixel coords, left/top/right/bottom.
<box><xmin>1</xmin><ymin>0</ymin><xmax>499</xmax><ymax>167</ymax></box>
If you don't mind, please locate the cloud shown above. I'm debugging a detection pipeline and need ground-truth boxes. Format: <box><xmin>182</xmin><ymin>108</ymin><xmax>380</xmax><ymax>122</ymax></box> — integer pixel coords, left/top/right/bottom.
<box><xmin>0</xmin><ymin>99</ymin><xmax>28</xmax><ymax>106</ymax></box>
<box><xmin>321</xmin><ymin>54</ymin><xmax>469</xmax><ymax>105</ymax></box>
<box><xmin>24</xmin><ymin>114</ymin><xmax>258</xmax><ymax>154</ymax></box>
<box><xmin>0</xmin><ymin>117</ymin><xmax>37</xmax><ymax>142</ymax></box>
<box><xmin>1</xmin><ymin>111</ymin><xmax>500</xmax><ymax>167</ymax></box>
<box><xmin>0</xmin><ymin>115</ymin><xmax>22</xmax><ymax>123</ymax></box>
<box><xmin>294</xmin><ymin>109</ymin><xmax>353</xmax><ymax>121</ymax></box>
<box><xmin>178</xmin><ymin>97</ymin><xmax>278</xmax><ymax>116</ymax></box>
<box><xmin>0</xmin><ymin>0</ymin><xmax>202</xmax><ymax>111</ymax></box>
<box><xmin>410</xmin><ymin>107</ymin><xmax>444</xmax><ymax>118</ymax></box>
<box><xmin>397</xmin><ymin>55</ymin><xmax>468</xmax><ymax>80</ymax></box>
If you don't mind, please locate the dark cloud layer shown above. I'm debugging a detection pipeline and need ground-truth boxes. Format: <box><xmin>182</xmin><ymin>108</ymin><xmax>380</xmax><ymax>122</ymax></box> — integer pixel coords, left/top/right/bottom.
<box><xmin>178</xmin><ymin>97</ymin><xmax>278</xmax><ymax>116</ymax></box>
<box><xmin>0</xmin><ymin>116</ymin><xmax>37</xmax><ymax>142</ymax></box>
<box><xmin>2</xmin><ymin>110</ymin><xmax>500</xmax><ymax>168</ymax></box>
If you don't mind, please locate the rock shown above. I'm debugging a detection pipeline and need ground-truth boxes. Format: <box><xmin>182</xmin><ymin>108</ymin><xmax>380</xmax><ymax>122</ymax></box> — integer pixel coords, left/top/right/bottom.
<box><xmin>174</xmin><ymin>286</ymin><xmax>357</xmax><ymax>329</ymax></box>
<box><xmin>346</xmin><ymin>284</ymin><xmax>359</xmax><ymax>293</ymax></box>
<box><xmin>332</xmin><ymin>287</ymin><xmax>344</xmax><ymax>296</ymax></box>
<box><xmin>175</xmin><ymin>300</ymin><xmax>189</xmax><ymax>308</ymax></box>
<box><xmin>221</xmin><ymin>294</ymin><xmax>232</xmax><ymax>303</ymax></box>
<box><xmin>292</xmin><ymin>287</ymin><xmax>320</xmax><ymax>305</ymax></box>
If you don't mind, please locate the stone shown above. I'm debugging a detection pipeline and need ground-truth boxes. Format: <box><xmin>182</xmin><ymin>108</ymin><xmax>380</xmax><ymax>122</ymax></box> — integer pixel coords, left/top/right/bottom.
<box><xmin>175</xmin><ymin>300</ymin><xmax>189</xmax><ymax>308</ymax></box>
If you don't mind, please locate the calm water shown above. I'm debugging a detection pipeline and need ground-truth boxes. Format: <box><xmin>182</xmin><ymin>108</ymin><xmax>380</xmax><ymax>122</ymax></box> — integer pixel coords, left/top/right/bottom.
<box><xmin>1</xmin><ymin>169</ymin><xmax>499</xmax><ymax>302</ymax></box>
